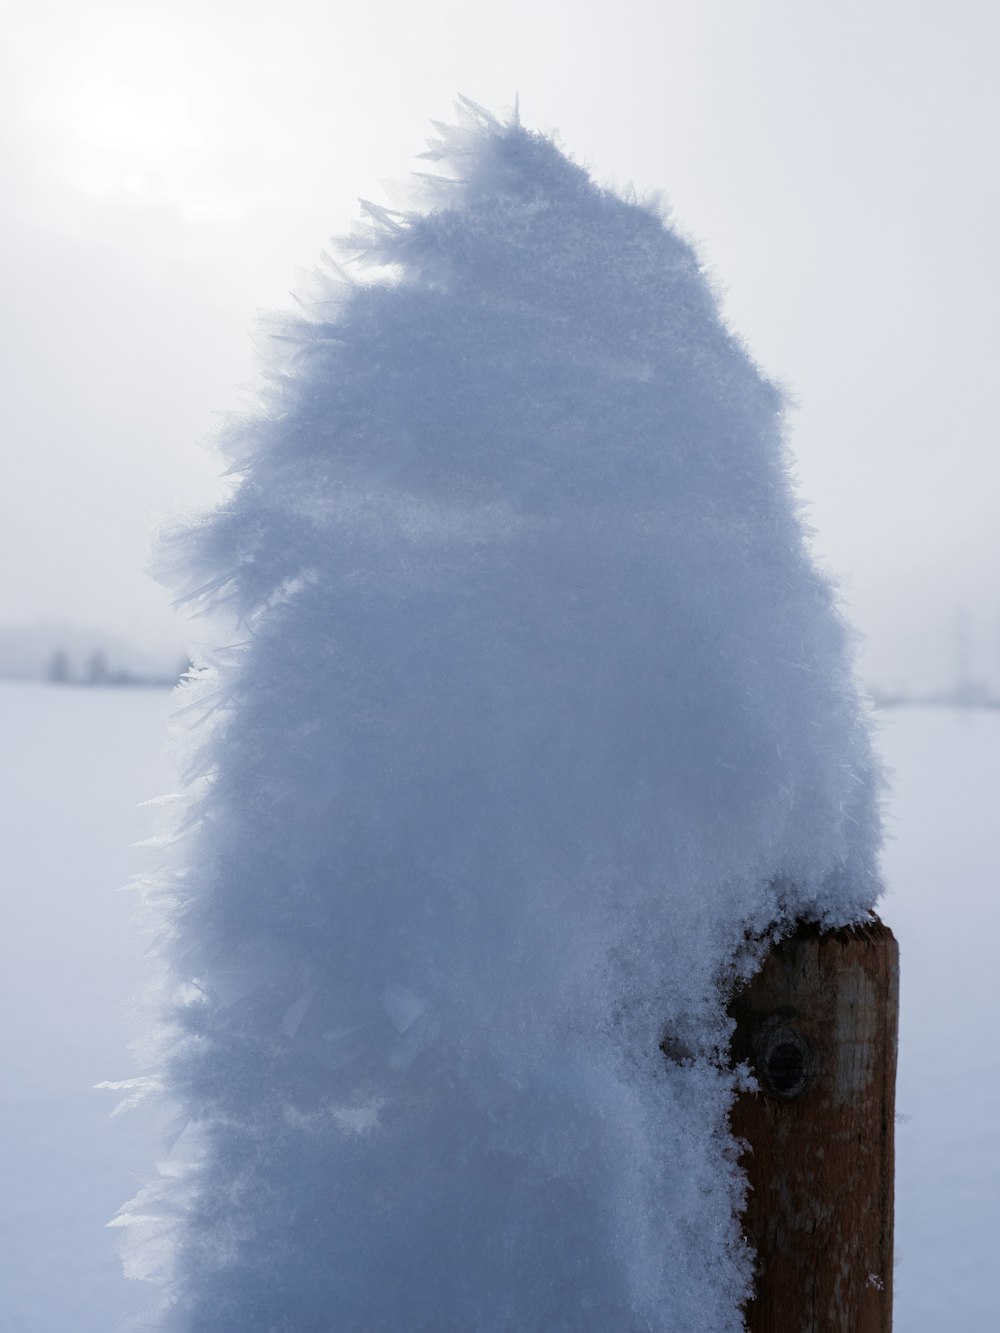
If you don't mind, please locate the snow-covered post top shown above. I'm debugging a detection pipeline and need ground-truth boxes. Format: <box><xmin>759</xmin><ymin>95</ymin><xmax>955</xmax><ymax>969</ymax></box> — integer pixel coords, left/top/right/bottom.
<box><xmin>123</xmin><ymin>101</ymin><xmax>883</xmax><ymax>1333</ymax></box>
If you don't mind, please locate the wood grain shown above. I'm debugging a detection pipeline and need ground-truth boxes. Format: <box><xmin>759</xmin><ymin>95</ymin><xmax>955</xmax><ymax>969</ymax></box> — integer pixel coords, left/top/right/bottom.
<box><xmin>729</xmin><ymin>919</ymin><xmax>898</xmax><ymax>1332</ymax></box>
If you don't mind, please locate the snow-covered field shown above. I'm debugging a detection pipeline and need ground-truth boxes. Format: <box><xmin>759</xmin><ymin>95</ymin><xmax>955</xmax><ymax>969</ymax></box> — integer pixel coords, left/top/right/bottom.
<box><xmin>0</xmin><ymin>678</ymin><xmax>996</xmax><ymax>1329</ymax></box>
<box><xmin>881</xmin><ymin>704</ymin><xmax>1000</xmax><ymax>1331</ymax></box>
<box><xmin>0</xmin><ymin>680</ymin><xmax>171</xmax><ymax>1333</ymax></box>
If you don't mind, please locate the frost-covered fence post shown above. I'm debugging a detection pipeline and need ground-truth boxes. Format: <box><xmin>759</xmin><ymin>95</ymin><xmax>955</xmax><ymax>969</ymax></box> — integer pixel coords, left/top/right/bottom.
<box><xmin>729</xmin><ymin>918</ymin><xmax>898</xmax><ymax>1332</ymax></box>
<box><xmin>117</xmin><ymin>101</ymin><xmax>887</xmax><ymax>1333</ymax></box>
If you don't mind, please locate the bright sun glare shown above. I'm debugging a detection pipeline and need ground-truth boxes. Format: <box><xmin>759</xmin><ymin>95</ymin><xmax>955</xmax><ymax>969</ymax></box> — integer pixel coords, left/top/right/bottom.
<box><xmin>24</xmin><ymin>12</ymin><xmax>246</xmax><ymax>223</ymax></box>
<box><xmin>71</xmin><ymin>75</ymin><xmax>204</xmax><ymax>162</ymax></box>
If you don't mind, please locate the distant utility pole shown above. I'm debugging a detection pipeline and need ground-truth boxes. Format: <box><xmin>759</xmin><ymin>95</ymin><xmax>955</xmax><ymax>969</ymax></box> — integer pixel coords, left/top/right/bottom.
<box><xmin>954</xmin><ymin>606</ymin><xmax>974</xmax><ymax>705</ymax></box>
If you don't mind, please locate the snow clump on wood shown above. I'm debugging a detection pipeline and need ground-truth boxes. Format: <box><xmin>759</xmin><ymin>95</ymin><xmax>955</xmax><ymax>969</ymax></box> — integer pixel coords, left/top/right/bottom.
<box><xmin>116</xmin><ymin>98</ymin><xmax>883</xmax><ymax>1332</ymax></box>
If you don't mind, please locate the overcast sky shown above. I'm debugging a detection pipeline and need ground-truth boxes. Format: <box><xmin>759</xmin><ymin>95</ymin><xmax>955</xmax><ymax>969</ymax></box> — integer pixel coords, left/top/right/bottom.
<box><xmin>2</xmin><ymin>0</ymin><xmax>997</xmax><ymax>689</ymax></box>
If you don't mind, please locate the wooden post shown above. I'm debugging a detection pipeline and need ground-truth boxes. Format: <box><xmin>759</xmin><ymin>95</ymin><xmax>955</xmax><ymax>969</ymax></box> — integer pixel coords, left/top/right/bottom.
<box><xmin>729</xmin><ymin>918</ymin><xmax>898</xmax><ymax>1333</ymax></box>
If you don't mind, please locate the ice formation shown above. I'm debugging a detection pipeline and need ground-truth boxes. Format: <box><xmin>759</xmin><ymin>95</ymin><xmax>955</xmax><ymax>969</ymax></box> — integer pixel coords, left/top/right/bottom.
<box><xmin>118</xmin><ymin>100</ymin><xmax>883</xmax><ymax>1331</ymax></box>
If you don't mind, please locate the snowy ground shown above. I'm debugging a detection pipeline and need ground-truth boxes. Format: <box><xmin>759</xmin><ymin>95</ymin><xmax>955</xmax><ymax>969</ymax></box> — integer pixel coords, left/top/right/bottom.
<box><xmin>0</xmin><ymin>680</ymin><xmax>171</xmax><ymax>1333</ymax></box>
<box><xmin>880</xmin><ymin>705</ymin><xmax>1000</xmax><ymax>1331</ymax></box>
<box><xmin>0</xmin><ymin>679</ymin><xmax>996</xmax><ymax>1330</ymax></box>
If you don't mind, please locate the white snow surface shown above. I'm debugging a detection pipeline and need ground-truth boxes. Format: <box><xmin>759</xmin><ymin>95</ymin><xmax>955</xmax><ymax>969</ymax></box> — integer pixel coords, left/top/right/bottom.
<box><xmin>120</xmin><ymin>103</ymin><xmax>883</xmax><ymax>1331</ymax></box>
<box><xmin>0</xmin><ymin>681</ymin><xmax>170</xmax><ymax>1333</ymax></box>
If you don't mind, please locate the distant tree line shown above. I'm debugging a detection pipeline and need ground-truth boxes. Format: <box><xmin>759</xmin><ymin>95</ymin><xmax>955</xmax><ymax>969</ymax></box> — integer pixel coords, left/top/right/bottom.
<box><xmin>46</xmin><ymin>648</ymin><xmax>189</xmax><ymax>688</ymax></box>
